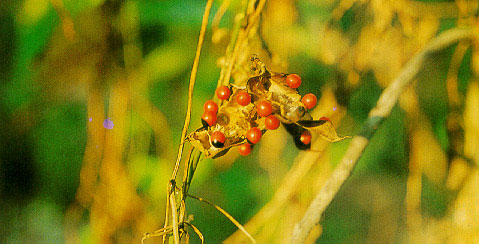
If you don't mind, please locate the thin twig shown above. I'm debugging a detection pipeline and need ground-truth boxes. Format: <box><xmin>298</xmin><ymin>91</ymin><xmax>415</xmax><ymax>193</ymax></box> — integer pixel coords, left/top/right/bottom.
<box><xmin>290</xmin><ymin>27</ymin><xmax>478</xmax><ymax>244</ymax></box>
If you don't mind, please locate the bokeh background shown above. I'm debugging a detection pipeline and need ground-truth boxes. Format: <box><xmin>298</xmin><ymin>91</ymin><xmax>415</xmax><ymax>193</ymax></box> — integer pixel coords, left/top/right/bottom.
<box><xmin>1</xmin><ymin>0</ymin><xmax>479</xmax><ymax>243</ymax></box>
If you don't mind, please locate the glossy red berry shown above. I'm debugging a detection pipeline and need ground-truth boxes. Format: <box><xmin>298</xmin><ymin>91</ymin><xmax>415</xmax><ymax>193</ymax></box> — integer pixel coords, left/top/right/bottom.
<box><xmin>300</xmin><ymin>131</ymin><xmax>312</xmax><ymax>145</ymax></box>
<box><xmin>265</xmin><ymin>115</ymin><xmax>280</xmax><ymax>130</ymax></box>
<box><xmin>256</xmin><ymin>101</ymin><xmax>273</xmax><ymax>117</ymax></box>
<box><xmin>203</xmin><ymin>100</ymin><xmax>218</xmax><ymax>113</ymax></box>
<box><xmin>302</xmin><ymin>93</ymin><xmax>317</xmax><ymax>110</ymax></box>
<box><xmin>201</xmin><ymin>111</ymin><xmax>217</xmax><ymax>127</ymax></box>
<box><xmin>246</xmin><ymin>127</ymin><xmax>262</xmax><ymax>144</ymax></box>
<box><xmin>216</xmin><ymin>86</ymin><xmax>231</xmax><ymax>100</ymax></box>
<box><xmin>210</xmin><ymin>131</ymin><xmax>226</xmax><ymax>148</ymax></box>
<box><xmin>236</xmin><ymin>91</ymin><xmax>251</xmax><ymax>106</ymax></box>
<box><xmin>286</xmin><ymin>74</ymin><xmax>302</xmax><ymax>89</ymax></box>
<box><xmin>238</xmin><ymin>143</ymin><xmax>252</xmax><ymax>156</ymax></box>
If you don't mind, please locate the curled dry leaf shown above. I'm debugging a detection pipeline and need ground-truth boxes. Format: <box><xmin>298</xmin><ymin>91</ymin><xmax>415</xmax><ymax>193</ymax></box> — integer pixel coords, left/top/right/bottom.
<box><xmin>297</xmin><ymin>118</ymin><xmax>351</xmax><ymax>142</ymax></box>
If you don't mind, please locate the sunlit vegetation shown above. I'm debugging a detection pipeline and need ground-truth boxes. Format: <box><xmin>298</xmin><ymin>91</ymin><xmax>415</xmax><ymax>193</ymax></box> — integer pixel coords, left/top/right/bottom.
<box><xmin>0</xmin><ymin>0</ymin><xmax>478</xmax><ymax>243</ymax></box>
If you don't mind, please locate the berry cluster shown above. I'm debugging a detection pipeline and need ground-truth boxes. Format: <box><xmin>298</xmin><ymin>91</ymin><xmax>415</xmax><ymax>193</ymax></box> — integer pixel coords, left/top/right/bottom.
<box><xmin>186</xmin><ymin>56</ymin><xmax>348</xmax><ymax>159</ymax></box>
<box><xmin>196</xmin><ymin>73</ymin><xmax>317</xmax><ymax>158</ymax></box>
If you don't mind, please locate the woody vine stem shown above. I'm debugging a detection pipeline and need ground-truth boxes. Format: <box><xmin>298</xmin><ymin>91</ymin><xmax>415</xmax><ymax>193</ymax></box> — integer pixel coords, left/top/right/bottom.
<box><xmin>290</xmin><ymin>27</ymin><xmax>478</xmax><ymax>243</ymax></box>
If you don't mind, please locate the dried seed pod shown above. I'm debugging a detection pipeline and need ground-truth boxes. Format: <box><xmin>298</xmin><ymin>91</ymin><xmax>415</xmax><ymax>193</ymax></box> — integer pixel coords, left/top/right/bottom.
<box><xmin>187</xmin><ymin>56</ymin><xmax>348</xmax><ymax>158</ymax></box>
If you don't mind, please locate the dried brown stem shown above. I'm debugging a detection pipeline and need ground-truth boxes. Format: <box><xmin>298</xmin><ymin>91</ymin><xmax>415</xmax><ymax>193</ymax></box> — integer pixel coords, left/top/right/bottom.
<box><xmin>223</xmin><ymin>0</ymin><xmax>267</xmax><ymax>86</ymax></box>
<box><xmin>183</xmin><ymin>222</ymin><xmax>204</xmax><ymax>244</ymax></box>
<box><xmin>170</xmin><ymin>0</ymin><xmax>214</xmax><ymax>181</ymax></box>
<box><xmin>290</xmin><ymin>27</ymin><xmax>478</xmax><ymax>244</ymax></box>
<box><xmin>170</xmin><ymin>193</ymin><xmax>180</xmax><ymax>244</ymax></box>
<box><xmin>162</xmin><ymin>0</ymin><xmax>214</xmax><ymax>242</ymax></box>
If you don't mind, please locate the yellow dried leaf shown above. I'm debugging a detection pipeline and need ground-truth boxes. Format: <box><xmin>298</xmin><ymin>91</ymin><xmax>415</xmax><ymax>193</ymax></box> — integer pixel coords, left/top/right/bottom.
<box><xmin>354</xmin><ymin>26</ymin><xmax>377</xmax><ymax>71</ymax></box>
<box><xmin>371</xmin><ymin>0</ymin><xmax>394</xmax><ymax>32</ymax></box>
<box><xmin>472</xmin><ymin>46</ymin><xmax>479</xmax><ymax>77</ymax></box>
<box><xmin>370</xmin><ymin>27</ymin><xmax>404</xmax><ymax>87</ymax></box>
<box><xmin>414</xmin><ymin>15</ymin><xmax>440</xmax><ymax>48</ymax></box>
<box><xmin>298</xmin><ymin>119</ymin><xmax>350</xmax><ymax>142</ymax></box>
<box><xmin>446</xmin><ymin>157</ymin><xmax>470</xmax><ymax>191</ymax></box>
<box><xmin>318</xmin><ymin>29</ymin><xmax>350</xmax><ymax>65</ymax></box>
<box><xmin>450</xmin><ymin>169</ymin><xmax>479</xmax><ymax>242</ymax></box>
<box><xmin>464</xmin><ymin>81</ymin><xmax>479</xmax><ymax>165</ymax></box>
<box><xmin>20</xmin><ymin>0</ymin><xmax>50</xmax><ymax>25</ymax></box>
<box><xmin>410</xmin><ymin>125</ymin><xmax>447</xmax><ymax>184</ymax></box>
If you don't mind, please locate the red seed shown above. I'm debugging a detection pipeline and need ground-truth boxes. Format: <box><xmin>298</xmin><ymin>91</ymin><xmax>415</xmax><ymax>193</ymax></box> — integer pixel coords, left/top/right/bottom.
<box><xmin>286</xmin><ymin>74</ymin><xmax>302</xmax><ymax>89</ymax></box>
<box><xmin>265</xmin><ymin>115</ymin><xmax>280</xmax><ymax>130</ymax></box>
<box><xmin>256</xmin><ymin>101</ymin><xmax>273</xmax><ymax>117</ymax></box>
<box><xmin>300</xmin><ymin>131</ymin><xmax>312</xmax><ymax>145</ymax></box>
<box><xmin>236</xmin><ymin>91</ymin><xmax>251</xmax><ymax>106</ymax></box>
<box><xmin>201</xmin><ymin>111</ymin><xmax>217</xmax><ymax>126</ymax></box>
<box><xmin>216</xmin><ymin>86</ymin><xmax>231</xmax><ymax>100</ymax></box>
<box><xmin>238</xmin><ymin>143</ymin><xmax>252</xmax><ymax>156</ymax></box>
<box><xmin>246</xmin><ymin>127</ymin><xmax>262</xmax><ymax>144</ymax></box>
<box><xmin>210</xmin><ymin>131</ymin><xmax>226</xmax><ymax>148</ymax></box>
<box><xmin>302</xmin><ymin>93</ymin><xmax>317</xmax><ymax>110</ymax></box>
<box><xmin>203</xmin><ymin>100</ymin><xmax>218</xmax><ymax>113</ymax></box>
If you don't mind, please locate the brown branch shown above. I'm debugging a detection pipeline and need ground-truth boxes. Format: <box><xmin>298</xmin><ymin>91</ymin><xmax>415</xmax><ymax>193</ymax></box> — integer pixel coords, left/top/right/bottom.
<box><xmin>290</xmin><ymin>27</ymin><xmax>478</xmax><ymax>244</ymax></box>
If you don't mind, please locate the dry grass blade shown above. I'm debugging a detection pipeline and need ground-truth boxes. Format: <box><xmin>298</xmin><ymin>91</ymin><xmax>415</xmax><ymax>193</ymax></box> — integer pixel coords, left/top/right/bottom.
<box><xmin>163</xmin><ymin>0</ymin><xmax>214</xmax><ymax>240</ymax></box>
<box><xmin>212</xmin><ymin>0</ymin><xmax>230</xmax><ymax>32</ymax></box>
<box><xmin>170</xmin><ymin>193</ymin><xmax>180</xmax><ymax>244</ymax></box>
<box><xmin>222</xmin><ymin>0</ymin><xmax>267</xmax><ymax>86</ymax></box>
<box><xmin>188</xmin><ymin>194</ymin><xmax>257</xmax><ymax>244</ymax></box>
<box><xmin>290</xmin><ymin>27</ymin><xmax>478</xmax><ymax>244</ymax></box>
<box><xmin>170</xmin><ymin>0</ymin><xmax>214</xmax><ymax>180</ymax></box>
<box><xmin>181</xmin><ymin>148</ymin><xmax>195</xmax><ymax>198</ymax></box>
<box><xmin>446</xmin><ymin>41</ymin><xmax>469</xmax><ymax>106</ymax></box>
<box><xmin>141</xmin><ymin>227</ymin><xmax>173</xmax><ymax>244</ymax></box>
<box><xmin>50</xmin><ymin>0</ymin><xmax>75</xmax><ymax>41</ymax></box>
<box><xmin>184</xmin><ymin>222</ymin><xmax>205</xmax><ymax>244</ymax></box>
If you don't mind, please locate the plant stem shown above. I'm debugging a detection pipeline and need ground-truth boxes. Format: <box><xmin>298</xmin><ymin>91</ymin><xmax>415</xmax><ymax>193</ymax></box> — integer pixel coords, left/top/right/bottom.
<box><xmin>290</xmin><ymin>27</ymin><xmax>478</xmax><ymax>244</ymax></box>
<box><xmin>162</xmin><ymin>0</ymin><xmax>214</xmax><ymax>242</ymax></box>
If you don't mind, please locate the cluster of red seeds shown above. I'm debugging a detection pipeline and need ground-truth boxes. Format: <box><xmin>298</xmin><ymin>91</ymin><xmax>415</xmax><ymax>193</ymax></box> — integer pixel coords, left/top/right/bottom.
<box><xmin>287</xmin><ymin>74</ymin><xmax>315</xmax><ymax>147</ymax></box>
<box><xmin>202</xmin><ymin>74</ymin><xmax>318</xmax><ymax>156</ymax></box>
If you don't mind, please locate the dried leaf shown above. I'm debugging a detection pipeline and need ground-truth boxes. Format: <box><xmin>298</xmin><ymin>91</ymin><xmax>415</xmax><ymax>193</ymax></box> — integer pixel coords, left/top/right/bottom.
<box><xmin>410</xmin><ymin>125</ymin><xmax>447</xmax><ymax>185</ymax></box>
<box><xmin>464</xmin><ymin>81</ymin><xmax>479</xmax><ymax>165</ymax></box>
<box><xmin>297</xmin><ymin>118</ymin><xmax>350</xmax><ymax>142</ymax></box>
<box><xmin>450</xmin><ymin>169</ymin><xmax>479</xmax><ymax>242</ymax></box>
